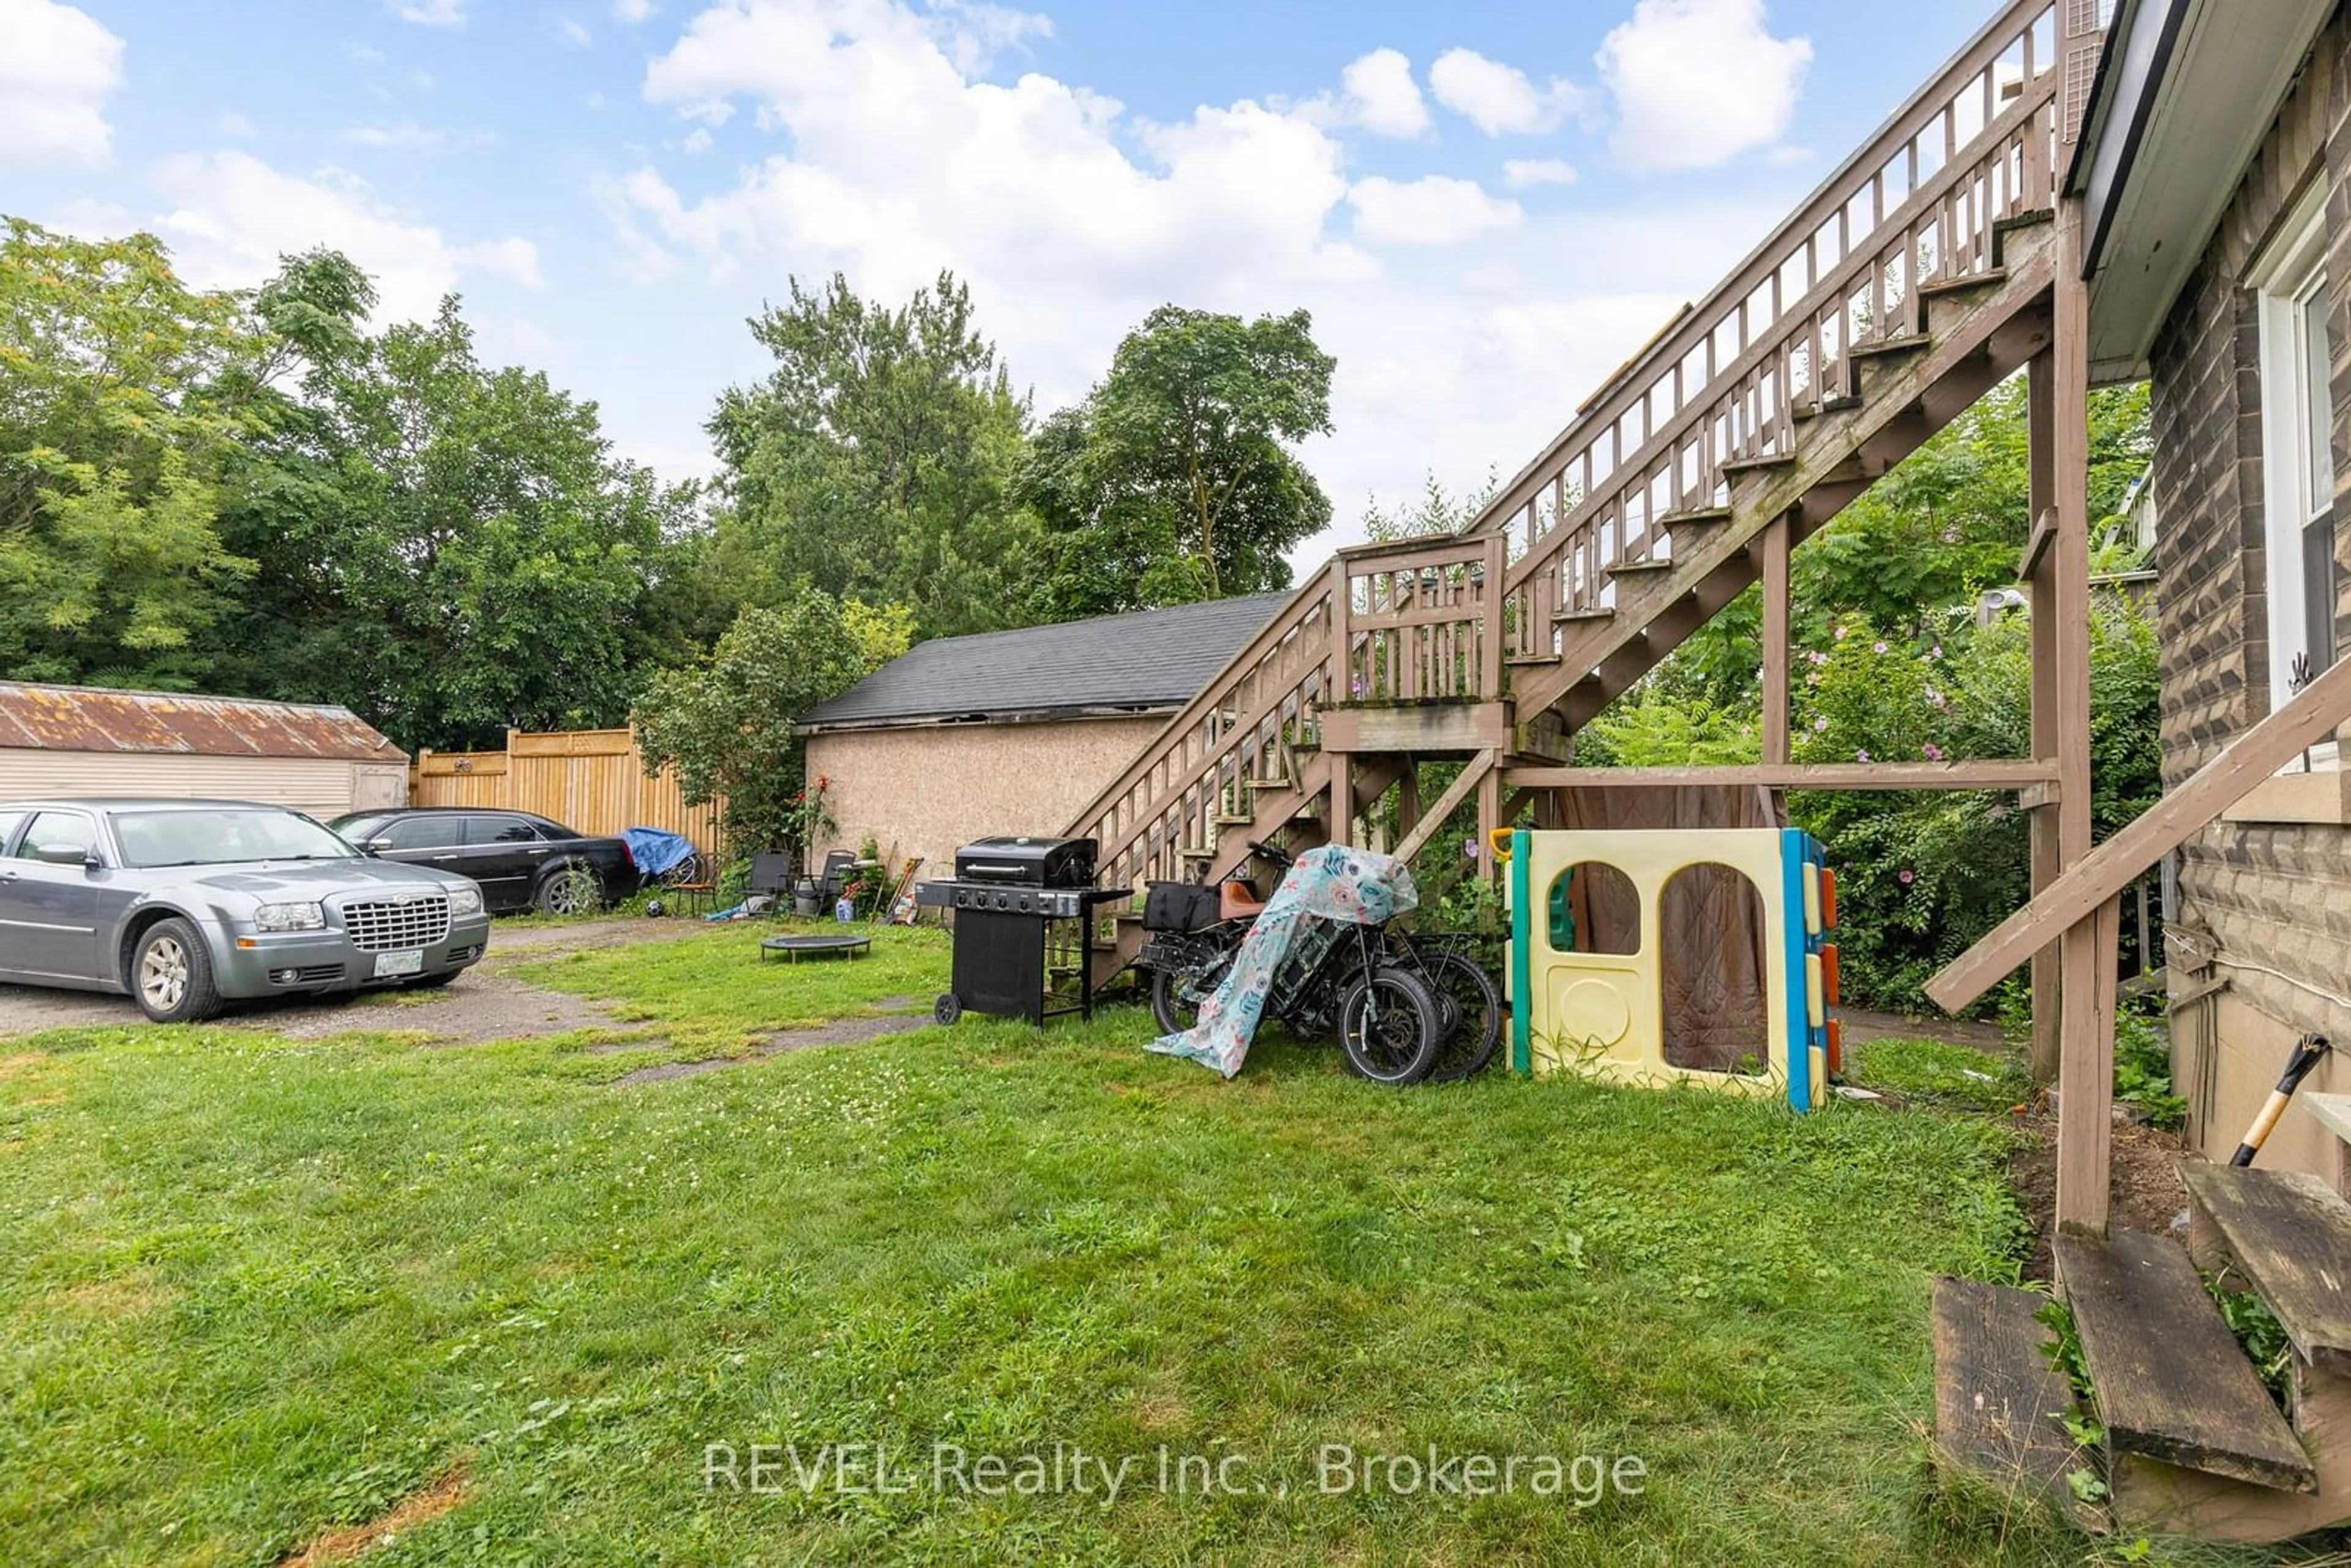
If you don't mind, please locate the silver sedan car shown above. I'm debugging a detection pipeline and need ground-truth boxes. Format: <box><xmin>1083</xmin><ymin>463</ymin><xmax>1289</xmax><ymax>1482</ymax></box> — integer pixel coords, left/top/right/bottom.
<box><xmin>0</xmin><ymin>798</ymin><xmax>492</xmax><ymax>1022</ymax></box>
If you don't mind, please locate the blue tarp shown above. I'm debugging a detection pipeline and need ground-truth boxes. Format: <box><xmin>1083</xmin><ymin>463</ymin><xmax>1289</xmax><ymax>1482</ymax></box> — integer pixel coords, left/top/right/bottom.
<box><xmin>623</xmin><ymin>826</ymin><xmax>695</xmax><ymax>878</ymax></box>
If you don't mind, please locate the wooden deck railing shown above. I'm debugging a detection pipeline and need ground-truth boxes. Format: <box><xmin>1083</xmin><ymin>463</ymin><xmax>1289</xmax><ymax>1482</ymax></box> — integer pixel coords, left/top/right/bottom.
<box><xmin>1475</xmin><ymin>0</ymin><xmax>2063</xmax><ymax>649</ymax></box>
<box><xmin>1337</xmin><ymin>533</ymin><xmax>1509</xmax><ymax>704</ymax></box>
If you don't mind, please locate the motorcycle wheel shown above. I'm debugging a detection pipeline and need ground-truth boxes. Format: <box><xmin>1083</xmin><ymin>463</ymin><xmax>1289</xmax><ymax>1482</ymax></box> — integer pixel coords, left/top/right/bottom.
<box><xmin>1336</xmin><ymin>966</ymin><xmax>1443</xmax><ymax>1086</ymax></box>
<box><xmin>1421</xmin><ymin>951</ymin><xmax>1504</xmax><ymax>1081</ymax></box>
<box><xmin>1150</xmin><ymin>968</ymin><xmax>1203</xmax><ymax>1034</ymax></box>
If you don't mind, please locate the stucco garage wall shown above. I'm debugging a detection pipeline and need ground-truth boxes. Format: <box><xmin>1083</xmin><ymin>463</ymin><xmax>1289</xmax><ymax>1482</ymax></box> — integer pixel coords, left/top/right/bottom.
<box><xmin>806</xmin><ymin>716</ymin><xmax>1167</xmax><ymax>874</ymax></box>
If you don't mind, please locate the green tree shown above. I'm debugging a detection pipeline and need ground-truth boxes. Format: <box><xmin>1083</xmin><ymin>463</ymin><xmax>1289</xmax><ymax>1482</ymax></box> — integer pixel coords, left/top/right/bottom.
<box><xmin>206</xmin><ymin>272</ymin><xmax>701</xmax><ymax>751</ymax></box>
<box><xmin>1014</xmin><ymin>405</ymin><xmax>1199</xmax><ymax>620</ymax></box>
<box><xmin>1785</xmin><ymin>601</ymin><xmax>2161</xmax><ymax>1013</ymax></box>
<box><xmin>0</xmin><ymin>219</ymin><xmax>260</xmax><ymax>686</ymax></box>
<box><xmin>1655</xmin><ymin>378</ymin><xmax>2153</xmax><ymax>711</ymax></box>
<box><xmin>1361</xmin><ymin>470</ymin><xmax>1494</xmax><ymax>542</ymax></box>
<box><xmin>1079</xmin><ymin>304</ymin><xmax>1335</xmax><ymax>599</ymax></box>
<box><xmin>707</xmin><ymin>271</ymin><xmax>1036</xmax><ymax>639</ymax></box>
<box><xmin>632</xmin><ymin>587</ymin><xmax>899</xmax><ymax>855</ymax></box>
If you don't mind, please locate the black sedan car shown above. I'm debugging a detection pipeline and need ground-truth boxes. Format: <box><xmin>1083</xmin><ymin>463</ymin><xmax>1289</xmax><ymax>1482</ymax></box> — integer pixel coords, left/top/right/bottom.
<box><xmin>327</xmin><ymin>808</ymin><xmax>637</xmax><ymax>915</ymax></box>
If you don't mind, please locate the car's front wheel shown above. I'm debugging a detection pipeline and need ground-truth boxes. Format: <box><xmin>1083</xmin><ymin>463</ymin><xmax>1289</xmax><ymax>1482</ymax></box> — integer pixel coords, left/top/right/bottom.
<box><xmin>131</xmin><ymin>917</ymin><xmax>222</xmax><ymax>1024</ymax></box>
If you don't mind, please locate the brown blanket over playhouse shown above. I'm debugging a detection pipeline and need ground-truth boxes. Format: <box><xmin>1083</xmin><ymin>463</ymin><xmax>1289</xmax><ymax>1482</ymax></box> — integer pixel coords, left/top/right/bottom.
<box><xmin>1549</xmin><ymin>784</ymin><xmax>1781</xmax><ymax>1074</ymax></box>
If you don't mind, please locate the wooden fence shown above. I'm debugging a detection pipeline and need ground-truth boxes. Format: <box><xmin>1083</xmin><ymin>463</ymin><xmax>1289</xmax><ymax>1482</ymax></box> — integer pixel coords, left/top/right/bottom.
<box><xmin>411</xmin><ymin>727</ymin><xmax>723</xmax><ymax>861</ymax></box>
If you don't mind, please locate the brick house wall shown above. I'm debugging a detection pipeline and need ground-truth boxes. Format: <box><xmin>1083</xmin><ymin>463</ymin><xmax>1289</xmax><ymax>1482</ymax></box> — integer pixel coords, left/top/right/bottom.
<box><xmin>2148</xmin><ymin>2</ymin><xmax>2351</xmax><ymax>1176</ymax></box>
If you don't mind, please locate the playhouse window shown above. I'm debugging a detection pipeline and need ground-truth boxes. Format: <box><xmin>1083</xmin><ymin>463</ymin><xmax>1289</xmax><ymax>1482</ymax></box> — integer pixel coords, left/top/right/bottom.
<box><xmin>1660</xmin><ymin>863</ymin><xmax>1771</xmax><ymax>1073</ymax></box>
<box><xmin>1546</xmin><ymin>861</ymin><xmax>1640</xmax><ymax>955</ymax></box>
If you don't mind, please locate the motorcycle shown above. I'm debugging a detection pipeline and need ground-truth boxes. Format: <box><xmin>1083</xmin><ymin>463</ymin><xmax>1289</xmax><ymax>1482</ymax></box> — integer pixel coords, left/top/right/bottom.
<box><xmin>1136</xmin><ymin>839</ymin><xmax>1501</xmax><ymax>1084</ymax></box>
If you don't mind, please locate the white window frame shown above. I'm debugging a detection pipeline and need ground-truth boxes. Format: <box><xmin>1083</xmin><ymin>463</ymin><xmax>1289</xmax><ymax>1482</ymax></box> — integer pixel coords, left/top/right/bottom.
<box><xmin>2249</xmin><ymin>181</ymin><xmax>2338</xmax><ymax>744</ymax></box>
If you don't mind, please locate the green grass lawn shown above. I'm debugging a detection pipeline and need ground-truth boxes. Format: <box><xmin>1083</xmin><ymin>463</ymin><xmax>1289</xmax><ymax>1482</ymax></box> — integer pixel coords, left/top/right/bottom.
<box><xmin>1</xmin><ymin>924</ymin><xmax>2083</xmax><ymax>1565</ymax></box>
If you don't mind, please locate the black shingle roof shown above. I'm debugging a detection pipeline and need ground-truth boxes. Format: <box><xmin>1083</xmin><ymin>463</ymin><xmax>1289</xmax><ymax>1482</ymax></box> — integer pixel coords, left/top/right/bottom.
<box><xmin>799</xmin><ymin>592</ymin><xmax>1294</xmax><ymax>730</ymax></box>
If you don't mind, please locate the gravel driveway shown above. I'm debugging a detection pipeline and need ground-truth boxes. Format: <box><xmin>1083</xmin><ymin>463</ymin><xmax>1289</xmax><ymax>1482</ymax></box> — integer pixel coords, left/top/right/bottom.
<box><xmin>0</xmin><ymin>915</ymin><xmax>714</xmax><ymax>1043</ymax></box>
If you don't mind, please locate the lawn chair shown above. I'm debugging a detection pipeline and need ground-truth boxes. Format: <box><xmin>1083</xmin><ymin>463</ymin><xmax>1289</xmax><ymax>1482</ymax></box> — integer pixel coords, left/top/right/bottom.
<box><xmin>816</xmin><ymin>850</ymin><xmax>857</xmax><ymax>908</ymax></box>
<box><xmin>746</xmin><ymin>852</ymin><xmax>793</xmax><ymax>917</ymax></box>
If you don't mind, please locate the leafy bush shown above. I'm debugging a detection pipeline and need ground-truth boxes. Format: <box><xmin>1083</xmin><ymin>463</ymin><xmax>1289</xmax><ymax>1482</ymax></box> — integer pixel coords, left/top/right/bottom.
<box><xmin>2113</xmin><ymin>1002</ymin><xmax>2186</xmax><ymax>1129</ymax></box>
<box><xmin>1784</xmin><ymin>599</ymin><xmax>2159</xmax><ymax>1015</ymax></box>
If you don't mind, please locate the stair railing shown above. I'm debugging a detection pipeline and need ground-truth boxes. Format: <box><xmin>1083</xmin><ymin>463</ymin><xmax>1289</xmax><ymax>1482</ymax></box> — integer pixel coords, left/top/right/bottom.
<box><xmin>1069</xmin><ymin>528</ymin><xmax>1508</xmax><ymax>890</ymax></box>
<box><xmin>1068</xmin><ymin>577</ymin><xmax>1338</xmax><ymax>890</ymax></box>
<box><xmin>1070</xmin><ymin>0</ymin><xmax>2068</xmax><ymax>889</ymax></box>
<box><xmin>1474</xmin><ymin>0</ymin><xmax>2063</xmax><ymax>653</ymax></box>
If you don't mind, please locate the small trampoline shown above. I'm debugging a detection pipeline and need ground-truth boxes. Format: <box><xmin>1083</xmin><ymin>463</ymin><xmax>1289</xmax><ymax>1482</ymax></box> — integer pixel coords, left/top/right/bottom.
<box><xmin>759</xmin><ymin>933</ymin><xmax>871</xmax><ymax>964</ymax></box>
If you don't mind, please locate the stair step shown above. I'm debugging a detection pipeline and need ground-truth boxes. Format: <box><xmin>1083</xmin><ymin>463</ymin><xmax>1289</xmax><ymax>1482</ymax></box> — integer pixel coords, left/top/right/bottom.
<box><xmin>1930</xmin><ymin>1277</ymin><xmax>2094</xmax><ymax>1514</ymax></box>
<box><xmin>1505</xmin><ymin>652</ymin><xmax>1564</xmax><ymax>667</ymax></box>
<box><xmin>1720</xmin><ymin>452</ymin><xmax>1796</xmax><ymax>481</ymax></box>
<box><xmin>1604</xmin><ymin>558</ymin><xmax>1676</xmax><ymax>577</ymax></box>
<box><xmin>2298</xmin><ymin>1092</ymin><xmax>2351</xmax><ymax>1146</ymax></box>
<box><xmin>1243</xmin><ymin>773</ymin><xmax>1296</xmax><ymax>792</ymax></box>
<box><xmin>1659</xmin><ymin>505</ymin><xmax>1733</xmax><ymax>530</ymax></box>
<box><xmin>1919</xmin><ymin>267</ymin><xmax>2008</xmax><ymax>299</ymax></box>
<box><xmin>2182</xmin><ymin>1164</ymin><xmax>2351</xmax><ymax>1377</ymax></box>
<box><xmin>1551</xmin><ymin>606</ymin><xmax>1615</xmax><ymax>623</ymax></box>
<box><xmin>2057</xmin><ymin>1228</ymin><xmax>2315</xmax><ymax>1493</ymax></box>
<box><xmin>1213</xmin><ymin>813</ymin><xmax>1253</xmax><ymax>828</ymax></box>
<box><xmin>1850</xmin><ymin>332</ymin><xmax>1932</xmax><ymax>361</ymax></box>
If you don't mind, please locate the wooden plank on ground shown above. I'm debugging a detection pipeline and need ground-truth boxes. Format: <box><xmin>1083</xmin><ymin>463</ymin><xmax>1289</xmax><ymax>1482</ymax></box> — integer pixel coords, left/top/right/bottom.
<box><xmin>2182</xmin><ymin>1165</ymin><xmax>2351</xmax><ymax>1378</ymax></box>
<box><xmin>2057</xmin><ymin>1228</ymin><xmax>2315</xmax><ymax>1493</ymax></box>
<box><xmin>1930</xmin><ymin>1277</ymin><xmax>2090</xmax><ymax>1512</ymax></box>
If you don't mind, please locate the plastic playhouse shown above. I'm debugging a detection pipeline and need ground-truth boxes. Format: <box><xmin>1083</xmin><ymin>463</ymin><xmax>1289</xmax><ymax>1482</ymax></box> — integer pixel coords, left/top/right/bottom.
<box><xmin>1496</xmin><ymin>827</ymin><xmax>1840</xmax><ymax>1111</ymax></box>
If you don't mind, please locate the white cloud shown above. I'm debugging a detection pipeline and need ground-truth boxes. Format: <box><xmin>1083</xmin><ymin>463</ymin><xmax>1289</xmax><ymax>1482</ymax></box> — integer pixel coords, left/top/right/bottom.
<box><xmin>602</xmin><ymin>0</ymin><xmax>1810</xmax><ymax>549</ymax></box>
<box><xmin>344</xmin><ymin>122</ymin><xmax>449</xmax><ymax>149</ymax></box>
<box><xmin>613</xmin><ymin>0</ymin><xmax>655</xmax><ymax>17</ymax></box>
<box><xmin>0</xmin><ymin>0</ymin><xmax>124</xmax><ymax>168</ymax></box>
<box><xmin>1502</xmin><ymin>157</ymin><xmax>1577</xmax><ymax>189</ymax></box>
<box><xmin>350</xmin><ymin>44</ymin><xmax>388</xmax><ymax>66</ymax></box>
<box><xmin>622</xmin><ymin>0</ymin><xmax>1365</xmax><ymax>316</ymax></box>
<box><xmin>680</xmin><ymin>126</ymin><xmax>713</xmax><ymax>153</ymax></box>
<box><xmin>1348</xmin><ymin>176</ymin><xmax>1520</xmax><ymax>247</ymax></box>
<box><xmin>144</xmin><ymin>151</ymin><xmax>540</xmax><ymax>323</ymax></box>
<box><xmin>558</xmin><ymin>15</ymin><xmax>593</xmax><ymax>46</ymax></box>
<box><xmin>1338</xmin><ymin>48</ymin><xmax>1428</xmax><ymax>139</ymax></box>
<box><xmin>1428</xmin><ymin>48</ymin><xmax>1583</xmax><ymax>137</ymax></box>
<box><xmin>389</xmin><ymin>0</ymin><xmax>466</xmax><ymax>26</ymax></box>
<box><xmin>1598</xmin><ymin>0</ymin><xmax>1812</xmax><ymax>169</ymax></box>
<box><xmin>217</xmin><ymin>110</ymin><xmax>258</xmax><ymax>138</ymax></box>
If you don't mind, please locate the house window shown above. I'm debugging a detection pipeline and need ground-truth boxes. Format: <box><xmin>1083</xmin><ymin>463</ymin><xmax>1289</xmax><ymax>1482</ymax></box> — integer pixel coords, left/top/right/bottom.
<box><xmin>2250</xmin><ymin>181</ymin><xmax>2339</xmax><ymax>716</ymax></box>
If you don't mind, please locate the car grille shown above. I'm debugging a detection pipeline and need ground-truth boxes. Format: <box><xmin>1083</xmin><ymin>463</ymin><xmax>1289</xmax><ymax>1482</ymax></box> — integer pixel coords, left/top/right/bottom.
<box><xmin>342</xmin><ymin>894</ymin><xmax>451</xmax><ymax>953</ymax></box>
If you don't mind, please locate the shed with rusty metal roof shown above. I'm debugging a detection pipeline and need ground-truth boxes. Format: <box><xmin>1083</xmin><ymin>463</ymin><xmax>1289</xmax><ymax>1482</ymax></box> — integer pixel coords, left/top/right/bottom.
<box><xmin>0</xmin><ymin>684</ymin><xmax>410</xmax><ymax>820</ymax></box>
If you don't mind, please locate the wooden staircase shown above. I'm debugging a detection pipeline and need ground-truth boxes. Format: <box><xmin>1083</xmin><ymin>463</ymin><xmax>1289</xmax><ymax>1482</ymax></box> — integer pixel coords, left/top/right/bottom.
<box><xmin>1063</xmin><ymin>0</ymin><xmax>2072</xmax><ymax>892</ymax></box>
<box><xmin>1935</xmin><ymin>1147</ymin><xmax>2351</xmax><ymax>1543</ymax></box>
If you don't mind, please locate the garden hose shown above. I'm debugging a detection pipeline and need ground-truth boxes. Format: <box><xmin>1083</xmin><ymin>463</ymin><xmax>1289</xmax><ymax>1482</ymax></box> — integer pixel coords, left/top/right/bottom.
<box><xmin>2229</xmin><ymin>1034</ymin><xmax>2331</xmax><ymax>1166</ymax></box>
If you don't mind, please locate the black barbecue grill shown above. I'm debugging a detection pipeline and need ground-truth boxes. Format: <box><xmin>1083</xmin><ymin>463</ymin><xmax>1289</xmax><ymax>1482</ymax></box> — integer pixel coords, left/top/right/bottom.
<box><xmin>917</xmin><ymin>836</ymin><xmax>1127</xmax><ymax>1024</ymax></box>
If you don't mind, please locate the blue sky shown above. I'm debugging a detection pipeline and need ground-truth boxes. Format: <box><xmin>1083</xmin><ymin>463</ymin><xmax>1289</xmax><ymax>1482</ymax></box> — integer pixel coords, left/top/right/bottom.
<box><xmin>1</xmin><ymin>0</ymin><xmax>1997</xmax><ymax>556</ymax></box>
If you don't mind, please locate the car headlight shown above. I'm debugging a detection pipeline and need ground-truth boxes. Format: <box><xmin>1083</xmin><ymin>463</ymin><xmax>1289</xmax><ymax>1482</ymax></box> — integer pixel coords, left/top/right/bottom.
<box><xmin>446</xmin><ymin>885</ymin><xmax>483</xmax><ymax>916</ymax></box>
<box><xmin>253</xmin><ymin>902</ymin><xmax>326</xmax><ymax>932</ymax></box>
